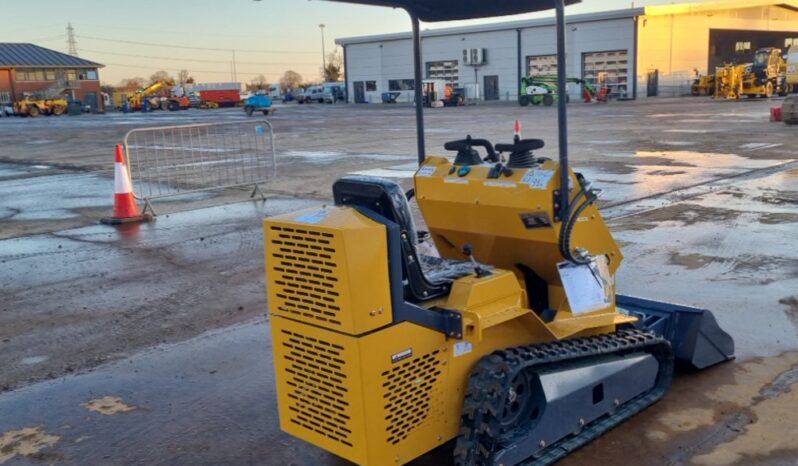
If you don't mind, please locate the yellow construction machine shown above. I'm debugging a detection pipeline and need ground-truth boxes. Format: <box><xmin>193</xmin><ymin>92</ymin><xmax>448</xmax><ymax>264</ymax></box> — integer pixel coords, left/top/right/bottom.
<box><xmin>690</xmin><ymin>74</ymin><xmax>715</xmax><ymax>96</ymax></box>
<box><xmin>127</xmin><ymin>80</ymin><xmax>189</xmax><ymax>111</ymax></box>
<box><xmin>715</xmin><ymin>47</ymin><xmax>789</xmax><ymax>99</ymax></box>
<box><xmin>263</xmin><ymin>1</ymin><xmax>735</xmax><ymax>465</ymax></box>
<box><xmin>12</xmin><ymin>96</ymin><xmax>68</xmax><ymax>117</ymax></box>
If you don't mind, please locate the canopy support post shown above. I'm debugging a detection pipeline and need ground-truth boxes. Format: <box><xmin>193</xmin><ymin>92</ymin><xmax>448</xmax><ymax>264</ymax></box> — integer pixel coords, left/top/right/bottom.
<box><xmin>411</xmin><ymin>14</ymin><xmax>426</xmax><ymax>165</ymax></box>
<box><xmin>555</xmin><ymin>0</ymin><xmax>570</xmax><ymax>221</ymax></box>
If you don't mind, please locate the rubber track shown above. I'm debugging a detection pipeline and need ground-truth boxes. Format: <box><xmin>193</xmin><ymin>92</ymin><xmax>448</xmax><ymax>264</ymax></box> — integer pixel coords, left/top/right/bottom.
<box><xmin>453</xmin><ymin>329</ymin><xmax>674</xmax><ymax>466</ymax></box>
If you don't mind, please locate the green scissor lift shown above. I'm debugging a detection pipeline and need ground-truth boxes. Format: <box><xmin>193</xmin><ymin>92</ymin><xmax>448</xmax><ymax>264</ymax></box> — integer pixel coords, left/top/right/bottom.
<box><xmin>519</xmin><ymin>74</ymin><xmax>595</xmax><ymax>106</ymax></box>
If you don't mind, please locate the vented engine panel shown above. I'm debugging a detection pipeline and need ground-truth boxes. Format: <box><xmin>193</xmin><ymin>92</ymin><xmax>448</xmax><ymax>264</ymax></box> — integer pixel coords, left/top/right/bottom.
<box><xmin>265</xmin><ymin>206</ymin><xmax>393</xmax><ymax>335</ymax></box>
<box><xmin>270</xmin><ymin>313</ymin><xmax>451</xmax><ymax>466</ymax></box>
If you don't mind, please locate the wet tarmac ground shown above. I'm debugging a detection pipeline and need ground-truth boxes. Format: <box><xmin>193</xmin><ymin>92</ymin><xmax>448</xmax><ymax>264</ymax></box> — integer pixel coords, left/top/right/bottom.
<box><xmin>1</xmin><ymin>98</ymin><xmax>797</xmax><ymax>465</ymax></box>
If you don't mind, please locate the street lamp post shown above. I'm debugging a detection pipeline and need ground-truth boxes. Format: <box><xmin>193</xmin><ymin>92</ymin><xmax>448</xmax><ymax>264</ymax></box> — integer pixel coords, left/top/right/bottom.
<box><xmin>319</xmin><ymin>24</ymin><xmax>327</xmax><ymax>77</ymax></box>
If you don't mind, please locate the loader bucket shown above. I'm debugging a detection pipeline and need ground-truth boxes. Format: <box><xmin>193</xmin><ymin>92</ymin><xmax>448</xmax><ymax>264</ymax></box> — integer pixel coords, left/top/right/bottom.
<box><xmin>617</xmin><ymin>295</ymin><xmax>735</xmax><ymax>370</ymax></box>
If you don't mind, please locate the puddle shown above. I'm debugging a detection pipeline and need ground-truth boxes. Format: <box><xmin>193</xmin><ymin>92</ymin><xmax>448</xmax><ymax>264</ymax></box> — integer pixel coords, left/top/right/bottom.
<box><xmin>0</xmin><ymin>427</ymin><xmax>60</xmax><ymax>464</ymax></box>
<box><xmin>23</xmin><ymin>140</ymin><xmax>55</xmax><ymax>145</ymax></box>
<box><xmin>740</xmin><ymin>142</ymin><xmax>782</xmax><ymax>151</ymax></box>
<box><xmin>659</xmin><ymin>140</ymin><xmax>695</xmax><ymax>147</ymax></box>
<box><xmin>663</xmin><ymin>129</ymin><xmax>725</xmax><ymax>134</ymax></box>
<box><xmin>82</xmin><ymin>396</ymin><xmax>137</xmax><ymax>415</ymax></box>
<box><xmin>602</xmin><ymin>150</ymin><xmax>778</xmax><ymax>170</ymax></box>
<box><xmin>281</xmin><ymin>150</ymin><xmax>410</xmax><ymax>163</ymax></box>
<box><xmin>20</xmin><ymin>356</ymin><xmax>48</xmax><ymax>365</ymax></box>
<box><xmin>350</xmin><ymin>162</ymin><xmax>418</xmax><ymax>178</ymax></box>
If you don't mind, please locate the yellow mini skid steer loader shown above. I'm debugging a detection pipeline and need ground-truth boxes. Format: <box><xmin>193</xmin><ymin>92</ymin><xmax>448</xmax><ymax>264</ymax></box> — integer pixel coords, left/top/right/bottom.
<box><xmin>263</xmin><ymin>1</ymin><xmax>735</xmax><ymax>465</ymax></box>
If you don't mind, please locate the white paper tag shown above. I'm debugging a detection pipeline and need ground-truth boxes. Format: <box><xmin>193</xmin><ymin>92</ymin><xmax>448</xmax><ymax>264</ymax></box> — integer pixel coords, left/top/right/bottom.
<box><xmin>521</xmin><ymin>169</ymin><xmax>555</xmax><ymax>189</ymax></box>
<box><xmin>417</xmin><ymin>165</ymin><xmax>436</xmax><ymax>177</ymax></box>
<box><xmin>557</xmin><ymin>258</ymin><xmax>613</xmax><ymax>315</ymax></box>
<box><xmin>444</xmin><ymin>177</ymin><xmax>469</xmax><ymax>184</ymax></box>
<box><xmin>453</xmin><ymin>341</ymin><xmax>473</xmax><ymax>357</ymax></box>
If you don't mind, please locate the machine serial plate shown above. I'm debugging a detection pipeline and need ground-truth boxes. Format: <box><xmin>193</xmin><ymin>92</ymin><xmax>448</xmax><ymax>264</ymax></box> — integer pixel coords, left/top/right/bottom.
<box><xmin>391</xmin><ymin>348</ymin><xmax>413</xmax><ymax>363</ymax></box>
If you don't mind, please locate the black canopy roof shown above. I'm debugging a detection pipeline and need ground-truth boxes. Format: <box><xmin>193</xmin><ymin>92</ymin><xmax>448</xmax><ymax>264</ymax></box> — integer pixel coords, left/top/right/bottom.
<box><xmin>327</xmin><ymin>0</ymin><xmax>580</xmax><ymax>22</ymax></box>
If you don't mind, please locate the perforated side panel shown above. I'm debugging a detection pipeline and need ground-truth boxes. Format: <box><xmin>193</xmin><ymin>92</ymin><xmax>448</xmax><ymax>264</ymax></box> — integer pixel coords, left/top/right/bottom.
<box><xmin>281</xmin><ymin>329</ymin><xmax>354</xmax><ymax>447</ymax></box>
<box><xmin>382</xmin><ymin>350</ymin><xmax>446</xmax><ymax>445</ymax></box>
<box><xmin>268</xmin><ymin>225</ymin><xmax>343</xmax><ymax>327</ymax></box>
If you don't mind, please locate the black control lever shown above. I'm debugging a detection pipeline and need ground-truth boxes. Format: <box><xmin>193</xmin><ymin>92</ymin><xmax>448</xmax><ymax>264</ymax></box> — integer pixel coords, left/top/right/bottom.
<box><xmin>444</xmin><ymin>136</ymin><xmax>500</xmax><ymax>163</ymax></box>
<box><xmin>494</xmin><ymin>138</ymin><xmax>545</xmax><ymax>154</ymax></box>
<box><xmin>462</xmin><ymin>244</ymin><xmax>492</xmax><ymax>278</ymax></box>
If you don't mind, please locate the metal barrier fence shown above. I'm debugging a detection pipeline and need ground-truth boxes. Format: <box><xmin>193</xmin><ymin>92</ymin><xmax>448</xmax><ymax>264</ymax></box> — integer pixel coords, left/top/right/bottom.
<box><xmin>123</xmin><ymin>120</ymin><xmax>276</xmax><ymax>214</ymax></box>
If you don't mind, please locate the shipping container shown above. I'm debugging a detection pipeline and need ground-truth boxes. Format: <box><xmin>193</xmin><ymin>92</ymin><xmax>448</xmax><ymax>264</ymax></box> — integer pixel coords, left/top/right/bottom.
<box><xmin>199</xmin><ymin>89</ymin><xmax>241</xmax><ymax>107</ymax></box>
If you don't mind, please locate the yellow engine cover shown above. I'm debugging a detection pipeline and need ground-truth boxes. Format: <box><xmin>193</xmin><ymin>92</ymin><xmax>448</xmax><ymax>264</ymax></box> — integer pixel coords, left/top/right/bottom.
<box><xmin>271</xmin><ymin>315</ymin><xmax>449</xmax><ymax>466</ymax></box>
<box><xmin>264</xmin><ymin>206</ymin><xmax>393</xmax><ymax>335</ymax></box>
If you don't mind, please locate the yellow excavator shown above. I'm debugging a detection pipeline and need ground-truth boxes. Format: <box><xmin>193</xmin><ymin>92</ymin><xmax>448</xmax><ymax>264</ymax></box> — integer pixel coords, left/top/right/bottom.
<box><xmin>263</xmin><ymin>1</ymin><xmax>735</xmax><ymax>465</ymax></box>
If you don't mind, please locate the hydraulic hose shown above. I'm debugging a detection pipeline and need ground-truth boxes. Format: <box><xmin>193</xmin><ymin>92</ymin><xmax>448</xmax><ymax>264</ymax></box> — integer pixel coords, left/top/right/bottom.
<box><xmin>558</xmin><ymin>185</ymin><xmax>597</xmax><ymax>265</ymax></box>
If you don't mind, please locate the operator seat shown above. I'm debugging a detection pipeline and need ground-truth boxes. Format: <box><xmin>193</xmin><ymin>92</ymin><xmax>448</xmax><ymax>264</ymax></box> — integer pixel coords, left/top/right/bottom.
<box><xmin>332</xmin><ymin>176</ymin><xmax>475</xmax><ymax>302</ymax></box>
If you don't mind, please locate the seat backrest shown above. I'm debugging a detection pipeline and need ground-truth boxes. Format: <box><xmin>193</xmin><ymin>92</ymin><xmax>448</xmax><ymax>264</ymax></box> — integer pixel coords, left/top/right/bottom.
<box><xmin>332</xmin><ymin>176</ymin><xmax>417</xmax><ymax>244</ymax></box>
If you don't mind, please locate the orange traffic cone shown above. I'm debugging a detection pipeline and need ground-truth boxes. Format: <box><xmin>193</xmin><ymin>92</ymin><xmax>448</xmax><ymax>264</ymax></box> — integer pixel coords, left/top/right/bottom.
<box><xmin>100</xmin><ymin>144</ymin><xmax>151</xmax><ymax>224</ymax></box>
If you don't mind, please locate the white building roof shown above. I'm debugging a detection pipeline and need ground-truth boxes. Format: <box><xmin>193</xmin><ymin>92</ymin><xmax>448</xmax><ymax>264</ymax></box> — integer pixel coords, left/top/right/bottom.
<box><xmin>335</xmin><ymin>8</ymin><xmax>643</xmax><ymax>45</ymax></box>
<box><xmin>335</xmin><ymin>0</ymin><xmax>798</xmax><ymax>46</ymax></box>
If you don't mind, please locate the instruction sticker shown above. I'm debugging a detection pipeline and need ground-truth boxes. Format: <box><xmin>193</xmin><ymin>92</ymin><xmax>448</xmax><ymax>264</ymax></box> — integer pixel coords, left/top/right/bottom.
<box><xmin>521</xmin><ymin>169</ymin><xmax>555</xmax><ymax>190</ymax></box>
<box><xmin>453</xmin><ymin>341</ymin><xmax>473</xmax><ymax>357</ymax></box>
<box><xmin>294</xmin><ymin>209</ymin><xmax>329</xmax><ymax>224</ymax></box>
<box><xmin>444</xmin><ymin>177</ymin><xmax>469</xmax><ymax>184</ymax></box>
<box><xmin>417</xmin><ymin>165</ymin><xmax>437</xmax><ymax>177</ymax></box>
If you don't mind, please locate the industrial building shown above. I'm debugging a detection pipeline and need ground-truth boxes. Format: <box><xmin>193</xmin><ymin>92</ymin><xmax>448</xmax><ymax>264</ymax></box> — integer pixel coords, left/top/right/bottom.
<box><xmin>336</xmin><ymin>0</ymin><xmax>798</xmax><ymax>103</ymax></box>
<box><xmin>0</xmin><ymin>43</ymin><xmax>104</xmax><ymax>111</ymax></box>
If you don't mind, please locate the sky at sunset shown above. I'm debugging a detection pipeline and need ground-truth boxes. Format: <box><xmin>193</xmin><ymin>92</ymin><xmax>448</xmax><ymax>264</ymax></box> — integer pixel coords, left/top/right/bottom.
<box><xmin>4</xmin><ymin>0</ymin><xmax>716</xmax><ymax>86</ymax></box>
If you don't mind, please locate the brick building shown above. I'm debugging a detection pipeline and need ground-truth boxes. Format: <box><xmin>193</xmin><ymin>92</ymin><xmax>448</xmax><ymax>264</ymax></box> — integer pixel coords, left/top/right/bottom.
<box><xmin>0</xmin><ymin>43</ymin><xmax>104</xmax><ymax>111</ymax></box>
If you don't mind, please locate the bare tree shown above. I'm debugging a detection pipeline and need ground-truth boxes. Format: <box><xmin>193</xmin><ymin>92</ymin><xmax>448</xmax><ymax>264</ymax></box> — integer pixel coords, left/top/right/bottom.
<box><xmin>149</xmin><ymin>70</ymin><xmax>174</xmax><ymax>85</ymax></box>
<box><xmin>322</xmin><ymin>50</ymin><xmax>343</xmax><ymax>82</ymax></box>
<box><xmin>246</xmin><ymin>74</ymin><xmax>270</xmax><ymax>92</ymax></box>
<box><xmin>280</xmin><ymin>70</ymin><xmax>303</xmax><ymax>93</ymax></box>
<box><xmin>177</xmin><ymin>69</ymin><xmax>194</xmax><ymax>87</ymax></box>
<box><xmin>117</xmin><ymin>77</ymin><xmax>146</xmax><ymax>91</ymax></box>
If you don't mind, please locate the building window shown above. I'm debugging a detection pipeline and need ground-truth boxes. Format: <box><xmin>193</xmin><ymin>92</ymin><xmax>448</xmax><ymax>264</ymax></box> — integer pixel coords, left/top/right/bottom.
<box><xmin>44</xmin><ymin>69</ymin><xmax>56</xmax><ymax>80</ymax></box>
<box><xmin>65</xmin><ymin>69</ymin><xmax>77</xmax><ymax>81</ymax></box>
<box><xmin>365</xmin><ymin>80</ymin><xmax>377</xmax><ymax>91</ymax></box>
<box><xmin>527</xmin><ymin>55</ymin><xmax>558</xmax><ymax>77</ymax></box>
<box><xmin>426</xmin><ymin>60</ymin><xmax>459</xmax><ymax>85</ymax></box>
<box><xmin>786</xmin><ymin>38</ymin><xmax>798</xmax><ymax>48</ymax></box>
<box><xmin>389</xmin><ymin>79</ymin><xmax>415</xmax><ymax>91</ymax></box>
<box><xmin>735</xmin><ymin>41</ymin><xmax>751</xmax><ymax>54</ymax></box>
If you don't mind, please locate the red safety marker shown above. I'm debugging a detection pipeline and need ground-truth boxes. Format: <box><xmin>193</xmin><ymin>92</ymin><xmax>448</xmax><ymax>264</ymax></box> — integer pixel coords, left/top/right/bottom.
<box><xmin>100</xmin><ymin>144</ymin><xmax>151</xmax><ymax>224</ymax></box>
<box><xmin>514</xmin><ymin>119</ymin><xmax>522</xmax><ymax>141</ymax></box>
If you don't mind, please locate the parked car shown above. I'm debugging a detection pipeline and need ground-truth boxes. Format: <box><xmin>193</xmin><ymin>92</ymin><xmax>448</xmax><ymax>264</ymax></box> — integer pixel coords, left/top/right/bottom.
<box><xmin>298</xmin><ymin>86</ymin><xmax>324</xmax><ymax>104</ymax></box>
<box><xmin>321</xmin><ymin>82</ymin><xmax>346</xmax><ymax>103</ymax></box>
